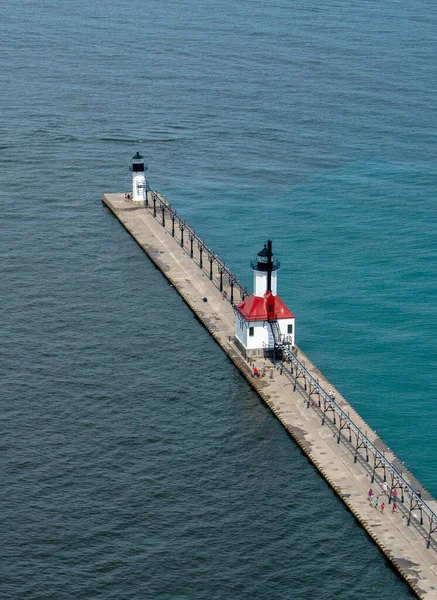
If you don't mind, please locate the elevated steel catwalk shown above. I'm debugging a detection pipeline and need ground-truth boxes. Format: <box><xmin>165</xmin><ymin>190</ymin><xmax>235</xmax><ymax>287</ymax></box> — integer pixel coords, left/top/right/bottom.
<box><xmin>270</xmin><ymin>317</ymin><xmax>437</xmax><ymax>549</ymax></box>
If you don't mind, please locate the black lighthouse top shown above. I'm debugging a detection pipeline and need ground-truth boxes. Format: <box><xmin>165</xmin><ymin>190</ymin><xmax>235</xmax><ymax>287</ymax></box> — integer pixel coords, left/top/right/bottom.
<box><xmin>251</xmin><ymin>240</ymin><xmax>280</xmax><ymax>293</ymax></box>
<box><xmin>131</xmin><ymin>151</ymin><xmax>145</xmax><ymax>172</ymax></box>
<box><xmin>252</xmin><ymin>240</ymin><xmax>280</xmax><ymax>272</ymax></box>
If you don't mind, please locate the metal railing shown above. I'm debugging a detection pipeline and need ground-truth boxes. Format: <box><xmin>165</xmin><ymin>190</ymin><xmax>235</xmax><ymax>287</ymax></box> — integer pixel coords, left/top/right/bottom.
<box><xmin>274</xmin><ymin>330</ymin><xmax>437</xmax><ymax>549</ymax></box>
<box><xmin>146</xmin><ymin>186</ymin><xmax>249</xmax><ymax>302</ymax></box>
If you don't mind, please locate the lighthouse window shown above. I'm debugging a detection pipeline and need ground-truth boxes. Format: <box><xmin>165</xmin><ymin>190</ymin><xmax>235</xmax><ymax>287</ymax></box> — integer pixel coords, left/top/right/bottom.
<box><xmin>249</xmin><ymin>327</ymin><xmax>254</xmax><ymax>337</ymax></box>
<box><xmin>287</xmin><ymin>324</ymin><xmax>293</xmax><ymax>334</ymax></box>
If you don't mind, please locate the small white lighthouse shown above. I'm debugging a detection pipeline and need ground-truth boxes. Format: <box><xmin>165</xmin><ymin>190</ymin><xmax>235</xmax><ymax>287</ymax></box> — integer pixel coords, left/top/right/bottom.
<box><xmin>235</xmin><ymin>241</ymin><xmax>295</xmax><ymax>359</ymax></box>
<box><xmin>130</xmin><ymin>151</ymin><xmax>147</xmax><ymax>205</ymax></box>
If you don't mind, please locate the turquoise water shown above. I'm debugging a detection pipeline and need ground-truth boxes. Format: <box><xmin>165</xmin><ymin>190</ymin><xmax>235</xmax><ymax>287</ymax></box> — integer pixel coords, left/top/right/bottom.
<box><xmin>1</xmin><ymin>0</ymin><xmax>436</xmax><ymax>597</ymax></box>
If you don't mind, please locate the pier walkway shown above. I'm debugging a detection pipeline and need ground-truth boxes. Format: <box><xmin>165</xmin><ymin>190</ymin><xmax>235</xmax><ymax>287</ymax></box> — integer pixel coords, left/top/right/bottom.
<box><xmin>103</xmin><ymin>192</ymin><xmax>437</xmax><ymax>599</ymax></box>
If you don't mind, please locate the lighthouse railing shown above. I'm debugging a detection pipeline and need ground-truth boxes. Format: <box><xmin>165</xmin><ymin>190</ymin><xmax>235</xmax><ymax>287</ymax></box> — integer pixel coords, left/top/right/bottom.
<box><xmin>250</xmin><ymin>260</ymin><xmax>281</xmax><ymax>270</ymax></box>
<box><xmin>146</xmin><ymin>188</ymin><xmax>250</xmax><ymax>302</ymax></box>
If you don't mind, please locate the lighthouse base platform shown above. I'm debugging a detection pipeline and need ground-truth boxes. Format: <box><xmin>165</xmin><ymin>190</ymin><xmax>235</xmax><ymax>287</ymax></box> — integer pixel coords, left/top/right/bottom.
<box><xmin>233</xmin><ymin>337</ymin><xmax>265</xmax><ymax>359</ymax></box>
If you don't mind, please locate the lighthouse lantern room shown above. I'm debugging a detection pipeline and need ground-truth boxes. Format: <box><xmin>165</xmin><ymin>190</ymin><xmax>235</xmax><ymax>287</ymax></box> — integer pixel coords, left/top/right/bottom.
<box><xmin>235</xmin><ymin>241</ymin><xmax>295</xmax><ymax>359</ymax></box>
<box><xmin>129</xmin><ymin>151</ymin><xmax>147</xmax><ymax>205</ymax></box>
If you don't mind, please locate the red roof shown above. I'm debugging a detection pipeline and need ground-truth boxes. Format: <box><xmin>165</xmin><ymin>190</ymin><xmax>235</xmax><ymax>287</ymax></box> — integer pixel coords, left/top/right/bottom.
<box><xmin>236</xmin><ymin>291</ymin><xmax>295</xmax><ymax>322</ymax></box>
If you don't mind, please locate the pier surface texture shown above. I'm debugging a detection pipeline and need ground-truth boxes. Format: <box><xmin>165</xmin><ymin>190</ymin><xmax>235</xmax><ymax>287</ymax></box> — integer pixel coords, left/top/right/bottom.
<box><xmin>103</xmin><ymin>192</ymin><xmax>437</xmax><ymax>599</ymax></box>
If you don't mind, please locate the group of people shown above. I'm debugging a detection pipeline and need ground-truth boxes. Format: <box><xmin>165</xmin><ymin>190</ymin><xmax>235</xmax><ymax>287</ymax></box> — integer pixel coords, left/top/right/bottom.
<box><xmin>367</xmin><ymin>483</ymin><xmax>423</xmax><ymax>515</ymax></box>
<box><xmin>368</xmin><ymin>488</ymin><xmax>390</xmax><ymax>513</ymax></box>
<box><xmin>368</xmin><ymin>488</ymin><xmax>386</xmax><ymax>512</ymax></box>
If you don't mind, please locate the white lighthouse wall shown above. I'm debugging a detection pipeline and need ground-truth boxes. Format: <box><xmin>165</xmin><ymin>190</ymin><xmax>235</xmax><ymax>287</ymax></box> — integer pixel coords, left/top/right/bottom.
<box><xmin>132</xmin><ymin>172</ymin><xmax>145</xmax><ymax>203</ymax></box>
<box><xmin>253</xmin><ymin>271</ymin><xmax>277</xmax><ymax>296</ymax></box>
<box><xmin>276</xmin><ymin>318</ymin><xmax>295</xmax><ymax>347</ymax></box>
<box><xmin>246</xmin><ymin>321</ymin><xmax>269</xmax><ymax>349</ymax></box>
<box><xmin>235</xmin><ymin>314</ymin><xmax>271</xmax><ymax>356</ymax></box>
<box><xmin>235</xmin><ymin>313</ymin><xmax>246</xmax><ymax>346</ymax></box>
<box><xmin>271</xmin><ymin>272</ymin><xmax>278</xmax><ymax>295</ymax></box>
<box><xmin>253</xmin><ymin>271</ymin><xmax>267</xmax><ymax>296</ymax></box>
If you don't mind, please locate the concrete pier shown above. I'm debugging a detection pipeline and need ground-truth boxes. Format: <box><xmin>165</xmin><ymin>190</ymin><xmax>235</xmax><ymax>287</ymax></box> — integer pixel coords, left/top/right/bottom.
<box><xmin>103</xmin><ymin>192</ymin><xmax>437</xmax><ymax>599</ymax></box>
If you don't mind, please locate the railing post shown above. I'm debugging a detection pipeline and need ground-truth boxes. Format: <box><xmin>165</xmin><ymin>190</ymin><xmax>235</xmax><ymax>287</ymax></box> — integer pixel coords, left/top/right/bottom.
<box><xmin>219</xmin><ymin>269</ymin><xmax>223</xmax><ymax>292</ymax></box>
<box><xmin>145</xmin><ymin>183</ymin><xmax>149</xmax><ymax>206</ymax></box>
<box><xmin>427</xmin><ymin>517</ymin><xmax>434</xmax><ymax>549</ymax></box>
<box><xmin>371</xmin><ymin>453</ymin><xmax>377</xmax><ymax>483</ymax></box>
<box><xmin>180</xmin><ymin>224</ymin><xmax>184</xmax><ymax>248</ymax></box>
<box><xmin>209</xmin><ymin>254</ymin><xmax>213</xmax><ymax>281</ymax></box>
<box><xmin>389</xmin><ymin>471</ymin><xmax>395</xmax><ymax>504</ymax></box>
<box><xmin>230</xmin><ymin>280</ymin><xmax>234</xmax><ymax>304</ymax></box>
<box><xmin>161</xmin><ymin>204</ymin><xmax>165</xmax><ymax>227</ymax></box>
<box><xmin>153</xmin><ymin>194</ymin><xmax>157</xmax><ymax>217</ymax></box>
<box><xmin>171</xmin><ymin>215</ymin><xmax>175</xmax><ymax>237</ymax></box>
<box><xmin>199</xmin><ymin>245</ymin><xmax>203</xmax><ymax>269</ymax></box>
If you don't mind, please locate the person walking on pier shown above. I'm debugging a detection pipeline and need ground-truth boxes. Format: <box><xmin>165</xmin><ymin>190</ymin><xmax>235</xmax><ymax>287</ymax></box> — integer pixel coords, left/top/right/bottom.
<box><xmin>381</xmin><ymin>502</ymin><xmax>385</xmax><ymax>513</ymax></box>
<box><xmin>368</xmin><ymin>488</ymin><xmax>374</xmax><ymax>502</ymax></box>
<box><xmin>328</xmin><ymin>388</ymin><xmax>336</xmax><ymax>401</ymax></box>
<box><xmin>375</xmin><ymin>497</ymin><xmax>379</xmax><ymax>509</ymax></box>
<box><xmin>382</xmin><ymin>482</ymin><xmax>388</xmax><ymax>496</ymax></box>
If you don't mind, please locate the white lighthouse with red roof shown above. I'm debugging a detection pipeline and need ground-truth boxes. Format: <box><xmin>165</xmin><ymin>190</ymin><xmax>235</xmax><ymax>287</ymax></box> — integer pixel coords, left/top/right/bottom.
<box><xmin>234</xmin><ymin>241</ymin><xmax>295</xmax><ymax>358</ymax></box>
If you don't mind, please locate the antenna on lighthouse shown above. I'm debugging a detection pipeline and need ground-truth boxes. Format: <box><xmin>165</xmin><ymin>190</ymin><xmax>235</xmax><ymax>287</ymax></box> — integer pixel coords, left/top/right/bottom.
<box><xmin>129</xmin><ymin>151</ymin><xmax>148</xmax><ymax>205</ymax></box>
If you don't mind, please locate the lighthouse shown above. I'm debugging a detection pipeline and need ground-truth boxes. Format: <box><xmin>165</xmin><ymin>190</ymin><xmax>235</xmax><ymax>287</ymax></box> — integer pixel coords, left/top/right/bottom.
<box><xmin>234</xmin><ymin>241</ymin><xmax>295</xmax><ymax>359</ymax></box>
<box><xmin>130</xmin><ymin>151</ymin><xmax>147</xmax><ymax>205</ymax></box>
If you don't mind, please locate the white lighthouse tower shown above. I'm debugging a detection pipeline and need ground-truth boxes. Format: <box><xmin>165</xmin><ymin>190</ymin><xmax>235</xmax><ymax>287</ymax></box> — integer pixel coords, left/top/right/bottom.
<box><xmin>252</xmin><ymin>242</ymin><xmax>278</xmax><ymax>296</ymax></box>
<box><xmin>234</xmin><ymin>241</ymin><xmax>295</xmax><ymax>359</ymax></box>
<box><xmin>130</xmin><ymin>151</ymin><xmax>147</xmax><ymax>205</ymax></box>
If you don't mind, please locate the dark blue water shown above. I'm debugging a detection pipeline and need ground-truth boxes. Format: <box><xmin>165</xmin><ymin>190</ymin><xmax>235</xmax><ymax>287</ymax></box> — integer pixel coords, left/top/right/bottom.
<box><xmin>2</xmin><ymin>0</ymin><xmax>435</xmax><ymax>597</ymax></box>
